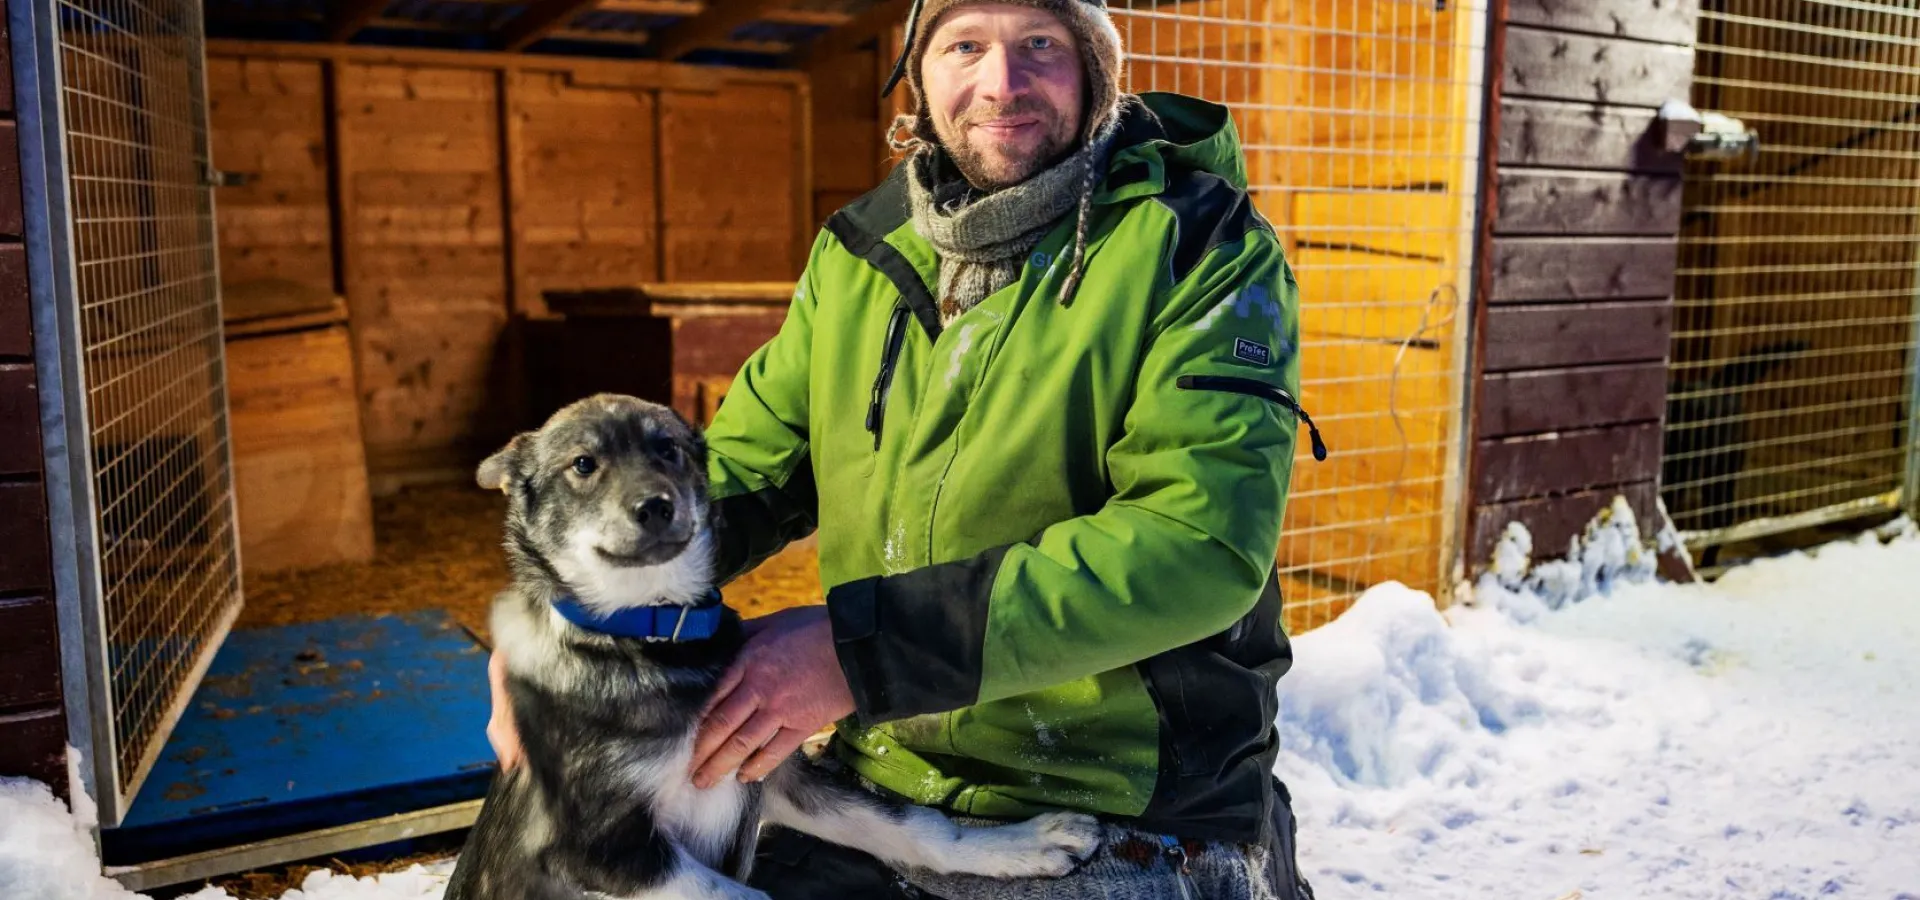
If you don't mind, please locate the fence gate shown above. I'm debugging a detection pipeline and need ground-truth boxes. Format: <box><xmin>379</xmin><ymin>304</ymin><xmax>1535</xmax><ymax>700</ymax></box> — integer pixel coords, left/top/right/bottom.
<box><xmin>1673</xmin><ymin>0</ymin><xmax>1920</xmax><ymax>564</ymax></box>
<box><xmin>1109</xmin><ymin>0</ymin><xmax>1489</xmax><ymax>629</ymax></box>
<box><xmin>15</xmin><ymin>0</ymin><xmax>238</xmax><ymax>824</ymax></box>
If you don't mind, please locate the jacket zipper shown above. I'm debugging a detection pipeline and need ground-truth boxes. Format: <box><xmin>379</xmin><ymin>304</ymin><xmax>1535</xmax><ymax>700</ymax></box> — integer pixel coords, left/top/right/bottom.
<box><xmin>1175</xmin><ymin>374</ymin><xmax>1329</xmax><ymax>462</ymax></box>
<box><xmin>866</xmin><ymin>303</ymin><xmax>911</xmax><ymax>451</ymax></box>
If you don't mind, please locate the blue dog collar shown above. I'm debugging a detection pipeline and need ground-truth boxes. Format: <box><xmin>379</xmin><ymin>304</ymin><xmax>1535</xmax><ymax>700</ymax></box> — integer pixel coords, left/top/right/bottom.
<box><xmin>551</xmin><ymin>591</ymin><xmax>726</xmax><ymax>642</ymax></box>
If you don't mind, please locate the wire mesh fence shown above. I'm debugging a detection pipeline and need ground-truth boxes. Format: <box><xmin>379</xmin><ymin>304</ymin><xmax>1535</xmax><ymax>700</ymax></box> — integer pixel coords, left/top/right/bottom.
<box><xmin>1109</xmin><ymin>0</ymin><xmax>1486</xmax><ymax>630</ymax></box>
<box><xmin>1673</xmin><ymin>0</ymin><xmax>1920</xmax><ymax>564</ymax></box>
<box><xmin>53</xmin><ymin>0</ymin><xmax>239</xmax><ymax>809</ymax></box>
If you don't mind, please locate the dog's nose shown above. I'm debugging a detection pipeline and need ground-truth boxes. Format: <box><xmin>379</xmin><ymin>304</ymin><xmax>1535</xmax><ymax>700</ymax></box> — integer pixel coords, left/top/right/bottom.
<box><xmin>633</xmin><ymin>495</ymin><xmax>676</xmax><ymax>535</ymax></box>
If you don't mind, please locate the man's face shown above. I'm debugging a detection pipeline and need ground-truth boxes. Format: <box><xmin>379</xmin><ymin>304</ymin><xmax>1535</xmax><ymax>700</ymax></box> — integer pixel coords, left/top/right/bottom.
<box><xmin>921</xmin><ymin>3</ymin><xmax>1086</xmax><ymax>190</ymax></box>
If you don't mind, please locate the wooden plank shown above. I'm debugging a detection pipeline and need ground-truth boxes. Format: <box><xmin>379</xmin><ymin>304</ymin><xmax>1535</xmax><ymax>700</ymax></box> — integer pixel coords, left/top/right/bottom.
<box><xmin>0</xmin><ymin>122</ymin><xmax>20</xmax><ymax>238</ymax></box>
<box><xmin>1470</xmin><ymin>481</ymin><xmax>1660</xmax><ymax>571</ymax></box>
<box><xmin>0</xmin><ymin>707</ymin><xmax>68</xmax><ymax>798</ymax></box>
<box><xmin>1481</xmin><ymin>301</ymin><xmax>1670</xmax><ymax>372</ymax></box>
<box><xmin>210</xmin><ymin>58</ymin><xmax>335</xmax><ymax>294</ymax></box>
<box><xmin>1503</xmin><ymin>26</ymin><xmax>1693</xmax><ymax>108</ymax></box>
<box><xmin>1498</xmin><ymin>99</ymin><xmax>1679</xmax><ymax>174</ymax></box>
<box><xmin>659</xmin><ymin>85</ymin><xmax>804</xmax><ymax>280</ymax></box>
<box><xmin>209</xmin><ymin>40</ymin><xmax>806</xmax><ymax>93</ymax></box>
<box><xmin>1494</xmin><ymin>171</ymin><xmax>1683</xmax><ymax>236</ymax></box>
<box><xmin>0</xmin><ymin>11</ymin><xmax>12</xmax><ymax>114</ymax></box>
<box><xmin>516</xmin><ymin>71</ymin><xmax>659</xmax><ymax>316</ymax></box>
<box><xmin>498</xmin><ymin>0</ymin><xmax>610</xmax><ymax>51</ymax></box>
<box><xmin>0</xmin><ymin>245</ymin><xmax>29</xmax><ymax>358</ymax></box>
<box><xmin>1476</xmin><ymin>362</ymin><xmax>1667</xmax><ymax>438</ymax></box>
<box><xmin>1490</xmin><ymin>237</ymin><xmax>1677</xmax><ymax>302</ymax></box>
<box><xmin>227</xmin><ymin>324</ymin><xmax>375</xmax><ymax>572</ymax></box>
<box><xmin>1507</xmin><ymin>0</ymin><xmax>1699</xmax><ymax>46</ymax></box>
<box><xmin>648</xmin><ymin>0</ymin><xmax>787</xmax><ymax>60</ymax></box>
<box><xmin>0</xmin><ymin>482</ymin><xmax>51</xmax><ymax>592</ymax></box>
<box><xmin>0</xmin><ymin>365</ymin><xmax>43</xmax><ymax>477</ymax></box>
<box><xmin>0</xmin><ymin>598</ymin><xmax>61</xmax><ymax>712</ymax></box>
<box><xmin>1473</xmin><ymin>423</ymin><xmax>1664</xmax><ymax>505</ymax></box>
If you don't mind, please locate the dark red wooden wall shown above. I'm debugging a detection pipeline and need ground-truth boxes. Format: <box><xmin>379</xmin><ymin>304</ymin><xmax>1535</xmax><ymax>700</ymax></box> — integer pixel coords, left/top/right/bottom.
<box><xmin>1467</xmin><ymin>0</ymin><xmax>1699</xmax><ymax>569</ymax></box>
<box><xmin>0</xmin><ymin>4</ymin><xmax>71</xmax><ymax>800</ymax></box>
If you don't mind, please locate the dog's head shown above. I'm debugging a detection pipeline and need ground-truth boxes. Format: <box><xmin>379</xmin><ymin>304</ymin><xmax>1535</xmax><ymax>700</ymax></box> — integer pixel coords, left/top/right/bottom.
<box><xmin>479</xmin><ymin>394</ymin><xmax>713</xmax><ymax>611</ymax></box>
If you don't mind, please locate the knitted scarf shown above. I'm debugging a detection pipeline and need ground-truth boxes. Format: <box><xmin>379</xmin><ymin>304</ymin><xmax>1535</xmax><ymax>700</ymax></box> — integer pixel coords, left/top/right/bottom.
<box><xmin>905</xmin><ymin>129</ymin><xmax>1115</xmax><ymax>323</ymax></box>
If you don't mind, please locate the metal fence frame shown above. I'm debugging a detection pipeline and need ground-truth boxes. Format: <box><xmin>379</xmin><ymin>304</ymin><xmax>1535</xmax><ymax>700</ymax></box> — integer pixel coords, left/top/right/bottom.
<box><xmin>1672</xmin><ymin>0</ymin><xmax>1920</xmax><ymax>560</ymax></box>
<box><xmin>1107</xmin><ymin>0</ymin><xmax>1491</xmax><ymax>626</ymax></box>
<box><xmin>12</xmin><ymin>0</ymin><xmax>240</xmax><ymax>827</ymax></box>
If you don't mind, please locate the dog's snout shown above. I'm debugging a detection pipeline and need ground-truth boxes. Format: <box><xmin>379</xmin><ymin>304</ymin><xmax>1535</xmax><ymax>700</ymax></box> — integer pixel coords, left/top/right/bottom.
<box><xmin>633</xmin><ymin>495</ymin><xmax>676</xmax><ymax>534</ymax></box>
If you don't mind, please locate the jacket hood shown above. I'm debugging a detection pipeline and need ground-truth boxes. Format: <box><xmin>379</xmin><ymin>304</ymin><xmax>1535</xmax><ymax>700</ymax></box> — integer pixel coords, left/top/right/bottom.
<box><xmin>1098</xmin><ymin>91</ymin><xmax>1249</xmax><ymax>201</ymax></box>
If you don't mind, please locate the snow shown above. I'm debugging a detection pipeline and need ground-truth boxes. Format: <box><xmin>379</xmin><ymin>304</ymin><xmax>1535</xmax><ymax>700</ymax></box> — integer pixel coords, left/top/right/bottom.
<box><xmin>1280</xmin><ymin>516</ymin><xmax>1920</xmax><ymax>898</ymax></box>
<box><xmin>5</xmin><ymin>508</ymin><xmax>1919</xmax><ymax>899</ymax></box>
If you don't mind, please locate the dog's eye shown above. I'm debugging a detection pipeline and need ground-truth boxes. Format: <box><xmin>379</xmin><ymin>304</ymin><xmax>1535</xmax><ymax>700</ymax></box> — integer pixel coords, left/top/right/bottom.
<box><xmin>571</xmin><ymin>455</ymin><xmax>598</xmax><ymax>476</ymax></box>
<box><xmin>653</xmin><ymin>440</ymin><xmax>681</xmax><ymax>465</ymax></box>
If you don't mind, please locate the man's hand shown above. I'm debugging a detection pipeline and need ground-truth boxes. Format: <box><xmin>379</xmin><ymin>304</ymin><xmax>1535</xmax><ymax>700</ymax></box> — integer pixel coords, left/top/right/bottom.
<box><xmin>487</xmin><ymin>649</ymin><xmax>524</xmax><ymax>770</ymax></box>
<box><xmin>690</xmin><ymin>605</ymin><xmax>855</xmax><ymax>789</ymax></box>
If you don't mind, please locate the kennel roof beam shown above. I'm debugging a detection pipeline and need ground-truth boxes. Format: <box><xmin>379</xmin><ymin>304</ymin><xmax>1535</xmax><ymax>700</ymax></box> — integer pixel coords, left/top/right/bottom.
<box><xmin>497</xmin><ymin>0</ymin><xmax>609</xmax><ymax>51</ymax></box>
<box><xmin>328</xmin><ymin>0</ymin><xmax>393</xmax><ymax>42</ymax></box>
<box><xmin>648</xmin><ymin>0</ymin><xmax>791</xmax><ymax>60</ymax></box>
<box><xmin>790</xmin><ymin>0</ymin><xmax>906</xmax><ymax>67</ymax></box>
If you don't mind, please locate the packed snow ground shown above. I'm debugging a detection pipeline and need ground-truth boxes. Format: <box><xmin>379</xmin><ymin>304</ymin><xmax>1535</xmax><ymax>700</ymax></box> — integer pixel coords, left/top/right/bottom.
<box><xmin>5</xmin><ymin>512</ymin><xmax>1917</xmax><ymax>899</ymax></box>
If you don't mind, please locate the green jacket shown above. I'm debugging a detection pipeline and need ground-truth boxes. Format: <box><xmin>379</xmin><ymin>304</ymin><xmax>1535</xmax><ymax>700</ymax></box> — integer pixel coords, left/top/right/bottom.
<box><xmin>705</xmin><ymin>92</ymin><xmax>1306</xmax><ymax>842</ymax></box>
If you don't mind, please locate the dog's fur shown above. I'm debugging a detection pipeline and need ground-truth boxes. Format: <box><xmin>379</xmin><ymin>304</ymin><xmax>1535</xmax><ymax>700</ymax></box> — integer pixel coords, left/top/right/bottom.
<box><xmin>444</xmin><ymin>394</ymin><xmax>1100</xmax><ymax>900</ymax></box>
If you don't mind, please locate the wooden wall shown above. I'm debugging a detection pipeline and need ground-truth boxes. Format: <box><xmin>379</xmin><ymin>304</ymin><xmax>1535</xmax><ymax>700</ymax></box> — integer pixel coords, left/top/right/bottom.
<box><xmin>1467</xmin><ymin>0</ymin><xmax>1698</xmax><ymax>569</ymax></box>
<box><xmin>0</xmin><ymin>0</ymin><xmax>72</xmax><ymax>799</ymax></box>
<box><xmin>207</xmin><ymin>44</ymin><xmax>812</xmax><ymax>487</ymax></box>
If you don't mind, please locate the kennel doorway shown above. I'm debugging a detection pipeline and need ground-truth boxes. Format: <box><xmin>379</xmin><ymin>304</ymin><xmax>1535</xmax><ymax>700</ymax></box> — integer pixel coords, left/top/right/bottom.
<box><xmin>13</xmin><ymin>0</ymin><xmax>240</xmax><ymax>825</ymax></box>
<box><xmin>1109</xmin><ymin>0</ymin><xmax>1490</xmax><ymax>629</ymax></box>
<box><xmin>1670</xmin><ymin>0</ymin><xmax>1920</xmax><ymax>564</ymax></box>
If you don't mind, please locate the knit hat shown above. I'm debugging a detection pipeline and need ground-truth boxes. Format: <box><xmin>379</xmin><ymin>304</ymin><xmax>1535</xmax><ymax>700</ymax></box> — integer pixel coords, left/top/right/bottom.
<box><xmin>881</xmin><ymin>0</ymin><xmax>1124</xmax><ymax>150</ymax></box>
<box><xmin>881</xmin><ymin>0</ymin><xmax>1126</xmax><ymax>307</ymax></box>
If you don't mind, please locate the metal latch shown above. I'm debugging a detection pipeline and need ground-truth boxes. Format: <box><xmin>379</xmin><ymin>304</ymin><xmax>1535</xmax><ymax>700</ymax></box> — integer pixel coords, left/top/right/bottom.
<box><xmin>1658</xmin><ymin>99</ymin><xmax>1760</xmax><ymax>163</ymax></box>
<box><xmin>202</xmin><ymin>163</ymin><xmax>253</xmax><ymax>188</ymax></box>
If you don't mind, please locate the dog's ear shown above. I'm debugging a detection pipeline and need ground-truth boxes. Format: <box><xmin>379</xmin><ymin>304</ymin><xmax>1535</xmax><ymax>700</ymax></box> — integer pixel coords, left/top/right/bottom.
<box><xmin>664</xmin><ymin>407</ymin><xmax>708</xmax><ymax>468</ymax></box>
<box><xmin>477</xmin><ymin>433</ymin><xmax>529</xmax><ymax>493</ymax></box>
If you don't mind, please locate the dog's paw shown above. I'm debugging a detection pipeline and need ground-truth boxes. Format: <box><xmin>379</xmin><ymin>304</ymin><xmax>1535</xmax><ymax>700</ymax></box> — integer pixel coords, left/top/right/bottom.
<box><xmin>1031</xmin><ymin>811</ymin><xmax>1102</xmax><ymax>867</ymax></box>
<box><xmin>955</xmin><ymin>811</ymin><xmax>1102</xmax><ymax>878</ymax></box>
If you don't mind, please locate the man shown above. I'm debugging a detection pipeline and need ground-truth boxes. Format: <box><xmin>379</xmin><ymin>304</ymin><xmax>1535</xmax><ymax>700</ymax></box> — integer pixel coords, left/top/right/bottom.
<box><xmin>491</xmin><ymin>0</ymin><xmax>1318</xmax><ymax>894</ymax></box>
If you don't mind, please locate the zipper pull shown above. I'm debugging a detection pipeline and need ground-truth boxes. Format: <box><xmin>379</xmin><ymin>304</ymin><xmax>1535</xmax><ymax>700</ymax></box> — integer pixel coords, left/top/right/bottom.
<box><xmin>1159</xmin><ymin>835</ymin><xmax>1198</xmax><ymax>899</ymax></box>
<box><xmin>866</xmin><ymin>304</ymin><xmax>911</xmax><ymax>451</ymax></box>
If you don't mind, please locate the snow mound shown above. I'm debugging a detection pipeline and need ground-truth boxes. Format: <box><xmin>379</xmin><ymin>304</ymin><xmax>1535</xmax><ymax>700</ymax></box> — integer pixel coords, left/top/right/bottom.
<box><xmin>0</xmin><ymin>777</ymin><xmax>453</xmax><ymax>900</ymax></box>
<box><xmin>1475</xmin><ymin>495</ymin><xmax>1657</xmax><ymax>622</ymax></box>
<box><xmin>1278</xmin><ymin>522</ymin><xmax>1920</xmax><ymax>897</ymax></box>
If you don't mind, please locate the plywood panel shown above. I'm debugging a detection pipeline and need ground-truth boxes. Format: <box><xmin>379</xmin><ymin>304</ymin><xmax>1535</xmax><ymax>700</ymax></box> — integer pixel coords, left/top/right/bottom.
<box><xmin>512</xmin><ymin>71</ymin><xmax>660</xmax><ymax>316</ymax></box>
<box><xmin>660</xmin><ymin>85</ymin><xmax>804</xmax><ymax>281</ymax></box>
<box><xmin>208</xmin><ymin>56</ymin><xmax>333</xmax><ymax>293</ymax></box>
<box><xmin>227</xmin><ymin>324</ymin><xmax>374</xmax><ymax>572</ymax></box>
<box><xmin>340</xmin><ymin>64</ymin><xmax>511</xmax><ymax>471</ymax></box>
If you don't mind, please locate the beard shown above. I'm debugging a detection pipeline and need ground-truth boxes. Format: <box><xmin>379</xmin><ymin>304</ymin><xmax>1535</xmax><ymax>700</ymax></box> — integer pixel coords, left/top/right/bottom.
<box><xmin>935</xmin><ymin>95</ymin><xmax>1080</xmax><ymax>191</ymax></box>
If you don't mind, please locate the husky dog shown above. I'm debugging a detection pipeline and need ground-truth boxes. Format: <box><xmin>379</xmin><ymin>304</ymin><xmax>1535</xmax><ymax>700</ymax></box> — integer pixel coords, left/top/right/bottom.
<box><xmin>444</xmin><ymin>394</ymin><xmax>1101</xmax><ymax>900</ymax></box>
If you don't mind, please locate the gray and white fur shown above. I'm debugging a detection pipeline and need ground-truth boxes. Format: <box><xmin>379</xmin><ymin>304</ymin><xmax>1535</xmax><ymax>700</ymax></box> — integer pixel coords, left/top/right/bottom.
<box><xmin>443</xmin><ymin>394</ymin><xmax>1101</xmax><ymax>900</ymax></box>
